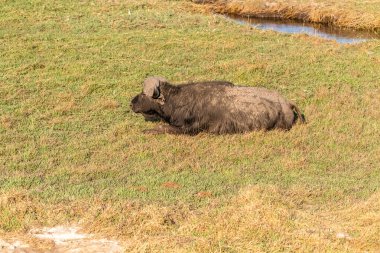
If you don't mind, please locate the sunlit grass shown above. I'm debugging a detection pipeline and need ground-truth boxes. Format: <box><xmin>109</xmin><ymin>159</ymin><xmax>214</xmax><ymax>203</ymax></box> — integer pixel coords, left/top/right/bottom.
<box><xmin>0</xmin><ymin>0</ymin><xmax>379</xmax><ymax>251</ymax></box>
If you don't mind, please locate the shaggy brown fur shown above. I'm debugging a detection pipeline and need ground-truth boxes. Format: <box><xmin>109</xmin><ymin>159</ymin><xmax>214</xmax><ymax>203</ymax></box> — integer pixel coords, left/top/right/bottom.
<box><xmin>131</xmin><ymin>77</ymin><xmax>305</xmax><ymax>135</ymax></box>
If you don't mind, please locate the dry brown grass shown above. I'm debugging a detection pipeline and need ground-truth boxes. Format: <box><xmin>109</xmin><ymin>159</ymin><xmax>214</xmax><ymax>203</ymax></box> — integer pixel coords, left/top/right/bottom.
<box><xmin>96</xmin><ymin>186</ymin><xmax>380</xmax><ymax>252</ymax></box>
<box><xmin>94</xmin><ymin>99</ymin><xmax>120</xmax><ymax>110</ymax></box>
<box><xmin>0</xmin><ymin>116</ymin><xmax>13</xmax><ymax>129</ymax></box>
<box><xmin>3</xmin><ymin>185</ymin><xmax>379</xmax><ymax>252</ymax></box>
<box><xmin>197</xmin><ymin>0</ymin><xmax>380</xmax><ymax>32</ymax></box>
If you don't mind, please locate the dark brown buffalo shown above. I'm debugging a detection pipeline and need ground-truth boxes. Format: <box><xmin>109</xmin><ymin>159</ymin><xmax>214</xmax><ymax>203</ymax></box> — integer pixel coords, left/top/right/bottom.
<box><xmin>131</xmin><ymin>77</ymin><xmax>305</xmax><ymax>134</ymax></box>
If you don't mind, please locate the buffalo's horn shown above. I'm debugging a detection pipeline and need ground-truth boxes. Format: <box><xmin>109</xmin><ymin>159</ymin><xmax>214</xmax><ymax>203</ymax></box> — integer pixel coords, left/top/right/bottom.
<box><xmin>143</xmin><ymin>76</ymin><xmax>167</xmax><ymax>99</ymax></box>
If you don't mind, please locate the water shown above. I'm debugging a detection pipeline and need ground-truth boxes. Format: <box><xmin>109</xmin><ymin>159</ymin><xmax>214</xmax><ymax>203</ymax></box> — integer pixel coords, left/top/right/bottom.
<box><xmin>226</xmin><ymin>14</ymin><xmax>379</xmax><ymax>44</ymax></box>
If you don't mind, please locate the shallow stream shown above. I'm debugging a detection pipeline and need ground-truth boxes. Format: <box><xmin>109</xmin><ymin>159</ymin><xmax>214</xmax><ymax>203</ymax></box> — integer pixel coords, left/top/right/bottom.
<box><xmin>226</xmin><ymin>14</ymin><xmax>379</xmax><ymax>44</ymax></box>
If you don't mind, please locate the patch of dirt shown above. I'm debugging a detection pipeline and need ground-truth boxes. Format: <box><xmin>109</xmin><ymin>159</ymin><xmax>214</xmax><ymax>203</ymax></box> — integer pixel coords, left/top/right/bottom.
<box><xmin>0</xmin><ymin>226</ymin><xmax>124</xmax><ymax>253</ymax></box>
<box><xmin>0</xmin><ymin>239</ymin><xmax>30</xmax><ymax>252</ymax></box>
<box><xmin>196</xmin><ymin>191</ymin><xmax>212</xmax><ymax>198</ymax></box>
<box><xmin>161</xmin><ymin>181</ymin><xmax>181</xmax><ymax>189</ymax></box>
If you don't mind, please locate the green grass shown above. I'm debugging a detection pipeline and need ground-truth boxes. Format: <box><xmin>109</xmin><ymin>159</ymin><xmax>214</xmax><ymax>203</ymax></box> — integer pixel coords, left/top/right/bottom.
<box><xmin>1</xmin><ymin>0</ymin><xmax>380</xmax><ymax>251</ymax></box>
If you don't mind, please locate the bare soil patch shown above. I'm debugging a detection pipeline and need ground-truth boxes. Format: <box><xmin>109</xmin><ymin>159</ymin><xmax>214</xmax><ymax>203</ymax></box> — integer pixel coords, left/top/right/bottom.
<box><xmin>0</xmin><ymin>226</ymin><xmax>124</xmax><ymax>253</ymax></box>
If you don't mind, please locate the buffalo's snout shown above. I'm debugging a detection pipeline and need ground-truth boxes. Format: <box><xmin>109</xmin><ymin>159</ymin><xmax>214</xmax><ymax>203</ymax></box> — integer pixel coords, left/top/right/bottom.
<box><xmin>131</xmin><ymin>95</ymin><xmax>139</xmax><ymax>105</ymax></box>
<box><xmin>130</xmin><ymin>95</ymin><xmax>140</xmax><ymax>112</ymax></box>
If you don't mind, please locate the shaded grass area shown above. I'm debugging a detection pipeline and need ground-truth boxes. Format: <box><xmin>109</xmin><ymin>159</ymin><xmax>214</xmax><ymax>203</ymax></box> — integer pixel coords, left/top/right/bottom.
<box><xmin>1</xmin><ymin>0</ymin><xmax>380</xmax><ymax>251</ymax></box>
<box><xmin>199</xmin><ymin>0</ymin><xmax>380</xmax><ymax>32</ymax></box>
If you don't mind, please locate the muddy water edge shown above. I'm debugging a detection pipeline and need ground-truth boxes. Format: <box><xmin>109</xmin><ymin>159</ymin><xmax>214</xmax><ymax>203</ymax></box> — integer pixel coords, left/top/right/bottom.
<box><xmin>225</xmin><ymin>14</ymin><xmax>380</xmax><ymax>44</ymax></box>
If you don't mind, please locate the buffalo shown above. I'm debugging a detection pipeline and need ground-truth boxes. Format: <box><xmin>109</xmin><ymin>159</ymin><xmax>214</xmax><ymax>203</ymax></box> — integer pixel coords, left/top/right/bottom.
<box><xmin>131</xmin><ymin>77</ymin><xmax>305</xmax><ymax>134</ymax></box>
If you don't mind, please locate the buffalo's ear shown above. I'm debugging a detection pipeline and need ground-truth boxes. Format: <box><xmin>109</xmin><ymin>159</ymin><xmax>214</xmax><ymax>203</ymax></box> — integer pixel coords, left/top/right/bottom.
<box><xmin>152</xmin><ymin>86</ymin><xmax>160</xmax><ymax>99</ymax></box>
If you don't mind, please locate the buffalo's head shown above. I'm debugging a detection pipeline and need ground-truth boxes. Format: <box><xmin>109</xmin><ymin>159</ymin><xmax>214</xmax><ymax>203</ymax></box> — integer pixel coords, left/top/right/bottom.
<box><xmin>130</xmin><ymin>76</ymin><xmax>167</xmax><ymax>119</ymax></box>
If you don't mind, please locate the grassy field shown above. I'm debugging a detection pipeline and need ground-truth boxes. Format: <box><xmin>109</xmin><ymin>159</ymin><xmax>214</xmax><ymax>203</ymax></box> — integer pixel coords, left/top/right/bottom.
<box><xmin>1</xmin><ymin>0</ymin><xmax>380</xmax><ymax>251</ymax></box>
<box><xmin>202</xmin><ymin>0</ymin><xmax>380</xmax><ymax>32</ymax></box>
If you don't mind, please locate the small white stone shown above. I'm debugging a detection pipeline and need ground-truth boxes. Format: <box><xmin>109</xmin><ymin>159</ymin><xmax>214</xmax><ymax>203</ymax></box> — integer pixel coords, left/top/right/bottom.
<box><xmin>336</xmin><ymin>232</ymin><xmax>351</xmax><ymax>239</ymax></box>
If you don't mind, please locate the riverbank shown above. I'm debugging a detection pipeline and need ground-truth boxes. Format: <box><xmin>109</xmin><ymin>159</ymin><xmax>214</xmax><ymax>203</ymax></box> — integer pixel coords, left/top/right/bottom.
<box><xmin>196</xmin><ymin>0</ymin><xmax>380</xmax><ymax>32</ymax></box>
